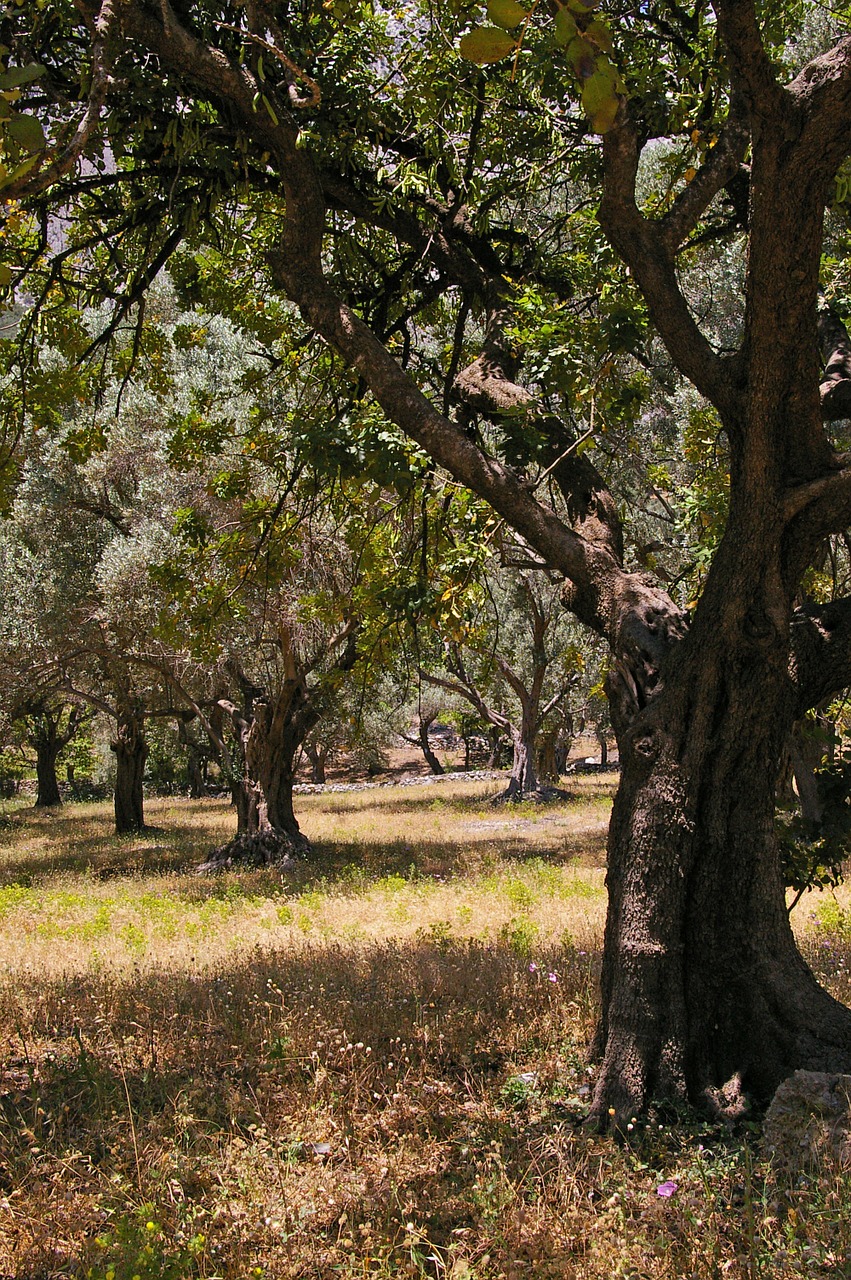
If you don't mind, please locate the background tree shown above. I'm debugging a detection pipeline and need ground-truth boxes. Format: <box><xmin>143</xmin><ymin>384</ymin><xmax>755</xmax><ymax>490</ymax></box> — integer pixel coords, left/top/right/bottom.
<box><xmin>420</xmin><ymin>563</ymin><xmax>585</xmax><ymax>798</ymax></box>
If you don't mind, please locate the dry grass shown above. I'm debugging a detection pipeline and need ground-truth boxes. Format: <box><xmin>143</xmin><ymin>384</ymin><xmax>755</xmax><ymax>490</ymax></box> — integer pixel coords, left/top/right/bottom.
<box><xmin>0</xmin><ymin>778</ymin><xmax>849</xmax><ymax>1278</ymax></box>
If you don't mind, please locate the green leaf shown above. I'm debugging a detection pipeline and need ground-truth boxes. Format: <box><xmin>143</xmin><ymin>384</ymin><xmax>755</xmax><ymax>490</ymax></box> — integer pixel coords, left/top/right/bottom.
<box><xmin>6</xmin><ymin>112</ymin><xmax>44</xmax><ymax>152</ymax></box>
<box><xmin>459</xmin><ymin>26</ymin><xmax>517</xmax><ymax>64</ymax></box>
<box><xmin>0</xmin><ymin>153</ymin><xmax>37</xmax><ymax>187</ymax></box>
<box><xmin>566</xmin><ymin>35</ymin><xmax>596</xmax><ymax>80</ymax></box>
<box><xmin>486</xmin><ymin>0</ymin><xmax>527</xmax><ymax>30</ymax></box>
<box><xmin>0</xmin><ymin>63</ymin><xmax>44</xmax><ymax>90</ymax></box>
<box><xmin>584</xmin><ymin>18</ymin><xmax>613</xmax><ymax>53</ymax></box>
<box><xmin>554</xmin><ymin>8</ymin><xmax>578</xmax><ymax>45</ymax></box>
<box><xmin>581</xmin><ymin>68</ymin><xmax>621</xmax><ymax>133</ymax></box>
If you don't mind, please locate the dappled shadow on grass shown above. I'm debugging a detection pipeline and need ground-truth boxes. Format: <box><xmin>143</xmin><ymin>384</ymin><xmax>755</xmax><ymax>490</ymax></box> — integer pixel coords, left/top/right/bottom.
<box><xmin>6</xmin><ymin>932</ymin><xmax>851</xmax><ymax>1279</ymax></box>
<box><xmin>0</xmin><ymin>799</ymin><xmax>230</xmax><ymax>884</ymax></box>
<box><xmin>0</xmin><ymin>823</ymin><xmax>204</xmax><ymax>883</ymax></box>
<box><xmin>0</xmin><ymin>792</ymin><xmax>610</xmax><ymax>894</ymax></box>
<box><xmin>302</xmin><ymin>774</ymin><xmax>618</xmax><ymax>819</ymax></box>
<box><xmin>0</xmin><ymin>935</ymin><xmax>601</xmax><ymax>1277</ymax></box>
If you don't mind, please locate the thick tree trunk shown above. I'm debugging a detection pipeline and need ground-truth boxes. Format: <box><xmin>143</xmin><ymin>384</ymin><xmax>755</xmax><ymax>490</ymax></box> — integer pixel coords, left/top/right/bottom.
<box><xmin>506</xmin><ymin>730</ymin><xmax>538</xmax><ymax>796</ymax></box>
<box><xmin>592</xmin><ymin>602</ymin><xmax>851</xmax><ymax>1123</ymax></box>
<box><xmin>34</xmin><ymin>735</ymin><xmax>62</xmax><ymax>808</ymax></box>
<box><xmin>112</xmin><ymin>709</ymin><xmax>147</xmax><ymax>834</ymax></box>
<box><xmin>203</xmin><ymin>688</ymin><xmax>315</xmax><ymax>870</ymax></box>
<box><xmin>536</xmin><ymin>729</ymin><xmax>559</xmax><ymax>786</ymax></box>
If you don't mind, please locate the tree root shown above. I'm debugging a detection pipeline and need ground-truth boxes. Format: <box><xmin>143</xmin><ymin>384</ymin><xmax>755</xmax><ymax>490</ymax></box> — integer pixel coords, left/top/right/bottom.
<box><xmin>196</xmin><ymin>828</ymin><xmax>309</xmax><ymax>873</ymax></box>
<box><xmin>490</xmin><ymin>785</ymin><xmax>571</xmax><ymax>806</ymax></box>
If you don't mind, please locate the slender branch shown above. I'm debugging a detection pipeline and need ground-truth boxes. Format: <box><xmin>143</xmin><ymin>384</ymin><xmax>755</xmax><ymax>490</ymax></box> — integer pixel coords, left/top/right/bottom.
<box><xmin>2</xmin><ymin>0</ymin><xmax>118</xmax><ymax>202</ymax></box>
<box><xmin>419</xmin><ymin>667</ymin><xmax>512</xmax><ymax>734</ymax></box>
<box><xmin>660</xmin><ymin>95</ymin><xmax>750</xmax><ymax>251</ymax></box>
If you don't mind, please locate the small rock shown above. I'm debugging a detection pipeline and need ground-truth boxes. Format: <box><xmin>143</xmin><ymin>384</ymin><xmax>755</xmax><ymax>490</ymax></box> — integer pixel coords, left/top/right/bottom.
<box><xmin>763</xmin><ymin>1070</ymin><xmax>851</xmax><ymax>1174</ymax></box>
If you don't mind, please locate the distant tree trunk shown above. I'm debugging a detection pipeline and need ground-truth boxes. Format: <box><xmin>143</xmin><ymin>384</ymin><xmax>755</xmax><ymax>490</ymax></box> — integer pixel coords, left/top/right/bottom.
<box><xmin>595</xmin><ymin>725</ymin><xmax>609</xmax><ymax>767</ymax></box>
<box><xmin>790</xmin><ymin>716</ymin><xmax>832</xmax><ymax>824</ymax></box>
<box><xmin>177</xmin><ymin>713</ymin><xmax>206</xmax><ymax>798</ymax></box>
<box><xmin>486</xmin><ymin>727</ymin><xmax>504</xmax><ymax>769</ymax></box>
<box><xmin>304</xmin><ymin>741</ymin><xmax>327</xmax><ymax>784</ymax></box>
<box><xmin>34</xmin><ymin>736</ymin><xmax>62</xmax><ymax>807</ymax></box>
<box><xmin>112</xmin><ymin>705</ymin><xmax>147</xmax><ymax>834</ymax></box>
<box><xmin>418</xmin><ymin>712</ymin><xmax>444</xmax><ymax>775</ymax></box>
<box><xmin>204</xmin><ymin>682</ymin><xmax>319</xmax><ymax>868</ymax></box>
<box><xmin>186</xmin><ymin>746</ymin><xmax>205</xmax><ymax>799</ymax></box>
<box><xmin>29</xmin><ymin>704</ymin><xmax>87</xmax><ymax>809</ymax></box>
<box><xmin>504</xmin><ymin>722</ymin><xmax>538</xmax><ymax>798</ymax></box>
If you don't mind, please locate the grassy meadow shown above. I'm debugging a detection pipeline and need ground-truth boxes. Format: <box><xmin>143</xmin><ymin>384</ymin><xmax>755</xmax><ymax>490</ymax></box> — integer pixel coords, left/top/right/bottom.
<box><xmin>0</xmin><ymin>774</ymin><xmax>849</xmax><ymax>1278</ymax></box>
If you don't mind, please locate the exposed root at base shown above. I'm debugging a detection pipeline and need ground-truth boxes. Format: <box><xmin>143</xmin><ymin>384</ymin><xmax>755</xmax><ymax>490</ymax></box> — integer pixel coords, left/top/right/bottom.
<box><xmin>490</xmin><ymin>786</ymin><xmax>572</xmax><ymax>806</ymax></box>
<box><xmin>196</xmin><ymin>829</ymin><xmax>309</xmax><ymax>873</ymax></box>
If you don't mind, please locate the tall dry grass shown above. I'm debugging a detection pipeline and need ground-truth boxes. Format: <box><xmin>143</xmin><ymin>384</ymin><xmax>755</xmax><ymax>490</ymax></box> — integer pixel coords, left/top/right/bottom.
<box><xmin>0</xmin><ymin>778</ymin><xmax>848</xmax><ymax>1278</ymax></box>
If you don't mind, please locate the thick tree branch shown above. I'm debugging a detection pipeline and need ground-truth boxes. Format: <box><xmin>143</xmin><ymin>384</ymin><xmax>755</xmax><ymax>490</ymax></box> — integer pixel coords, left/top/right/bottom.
<box><xmin>599</xmin><ymin>115</ymin><xmax>738</xmax><ymax>418</ymax></box>
<box><xmin>712</xmin><ymin>0</ymin><xmax>785</xmax><ymax>119</ymax></box>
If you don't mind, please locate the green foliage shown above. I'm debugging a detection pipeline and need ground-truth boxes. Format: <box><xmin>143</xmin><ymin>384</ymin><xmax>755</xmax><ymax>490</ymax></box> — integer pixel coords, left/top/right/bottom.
<box><xmin>459</xmin><ymin>0</ymin><xmax>624</xmax><ymax>133</ymax></box>
<box><xmin>86</xmin><ymin>1203</ymin><xmax>207</xmax><ymax>1280</ymax></box>
<box><xmin>779</xmin><ymin>743</ymin><xmax>851</xmax><ymax>902</ymax></box>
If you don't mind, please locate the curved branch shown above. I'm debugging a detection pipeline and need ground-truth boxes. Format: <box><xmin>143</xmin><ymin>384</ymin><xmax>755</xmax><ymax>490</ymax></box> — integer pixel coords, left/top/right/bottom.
<box><xmin>660</xmin><ymin>96</ymin><xmax>750</xmax><ymax>251</ymax></box>
<box><xmin>599</xmin><ymin>115</ymin><xmax>738</xmax><ymax>418</ymax></box>
<box><xmin>419</xmin><ymin>667</ymin><xmax>512</xmax><ymax>734</ymax></box>
<box><xmin>3</xmin><ymin>0</ymin><xmax>118</xmax><ymax>203</ymax></box>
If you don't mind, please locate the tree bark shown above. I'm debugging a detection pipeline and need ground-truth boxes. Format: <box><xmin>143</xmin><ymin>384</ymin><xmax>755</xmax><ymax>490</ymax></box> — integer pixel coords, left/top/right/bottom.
<box><xmin>594</xmin><ymin>611</ymin><xmax>851</xmax><ymax>1121</ymax></box>
<box><xmin>28</xmin><ymin>704</ymin><xmax>86</xmax><ymax>809</ymax></box>
<box><xmin>185</xmin><ymin>745</ymin><xmax>205</xmax><ymax>799</ymax></box>
<box><xmin>304</xmin><ymin>741</ymin><xmax>327</xmax><ymax>785</ymax></box>
<box><xmin>34</xmin><ymin>738</ymin><xmax>62</xmax><ymax>808</ymax></box>
<box><xmin>112</xmin><ymin>705</ymin><xmax>147</xmax><ymax>834</ymax></box>
<box><xmin>48</xmin><ymin>0</ymin><xmax>851</xmax><ymax>1116</ymax></box>
<box><xmin>504</xmin><ymin>724</ymin><xmax>538</xmax><ymax>798</ymax></box>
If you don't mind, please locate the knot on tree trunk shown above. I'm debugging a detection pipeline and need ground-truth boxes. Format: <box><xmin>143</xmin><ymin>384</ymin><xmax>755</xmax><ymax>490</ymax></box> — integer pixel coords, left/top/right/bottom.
<box><xmin>197</xmin><ymin>828</ymin><xmax>309</xmax><ymax>873</ymax></box>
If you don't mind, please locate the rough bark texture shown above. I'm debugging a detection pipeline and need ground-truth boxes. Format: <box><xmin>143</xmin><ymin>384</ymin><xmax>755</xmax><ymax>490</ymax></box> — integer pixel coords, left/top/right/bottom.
<box><xmin>208</xmin><ymin>686</ymin><xmax>313</xmax><ymax>867</ymax></box>
<box><xmin>205</xmin><ymin>624</ymin><xmax>357</xmax><ymax>868</ymax></box>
